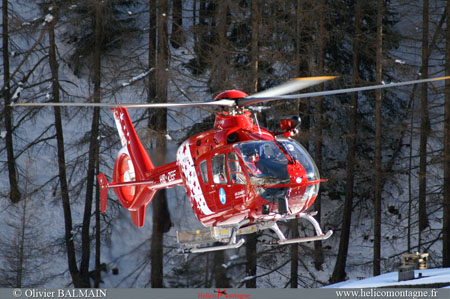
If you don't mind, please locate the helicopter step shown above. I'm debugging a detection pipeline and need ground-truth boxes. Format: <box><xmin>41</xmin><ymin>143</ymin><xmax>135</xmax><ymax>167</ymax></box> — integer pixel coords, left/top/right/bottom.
<box><xmin>177</xmin><ymin>226</ymin><xmax>246</xmax><ymax>254</ymax></box>
<box><xmin>177</xmin><ymin>226</ymin><xmax>237</xmax><ymax>245</ymax></box>
<box><xmin>177</xmin><ymin>212</ymin><xmax>332</xmax><ymax>253</ymax></box>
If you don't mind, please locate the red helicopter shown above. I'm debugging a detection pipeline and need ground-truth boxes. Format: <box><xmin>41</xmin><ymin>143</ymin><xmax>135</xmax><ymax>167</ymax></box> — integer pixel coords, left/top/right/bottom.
<box><xmin>13</xmin><ymin>75</ymin><xmax>450</xmax><ymax>253</ymax></box>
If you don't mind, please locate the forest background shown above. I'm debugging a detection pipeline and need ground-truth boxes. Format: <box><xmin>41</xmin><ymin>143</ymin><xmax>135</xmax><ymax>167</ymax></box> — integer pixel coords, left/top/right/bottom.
<box><xmin>1</xmin><ymin>0</ymin><xmax>450</xmax><ymax>289</ymax></box>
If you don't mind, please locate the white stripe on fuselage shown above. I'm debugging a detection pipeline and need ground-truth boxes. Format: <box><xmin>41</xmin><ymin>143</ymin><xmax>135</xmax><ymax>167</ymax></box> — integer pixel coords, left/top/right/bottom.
<box><xmin>177</xmin><ymin>141</ymin><xmax>214</xmax><ymax>215</ymax></box>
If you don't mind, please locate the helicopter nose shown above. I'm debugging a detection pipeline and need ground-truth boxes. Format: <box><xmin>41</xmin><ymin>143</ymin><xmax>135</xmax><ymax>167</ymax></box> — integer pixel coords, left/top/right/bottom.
<box><xmin>285</xmin><ymin>163</ymin><xmax>320</xmax><ymax>213</ymax></box>
<box><xmin>287</xmin><ymin>163</ymin><xmax>306</xmax><ymax>186</ymax></box>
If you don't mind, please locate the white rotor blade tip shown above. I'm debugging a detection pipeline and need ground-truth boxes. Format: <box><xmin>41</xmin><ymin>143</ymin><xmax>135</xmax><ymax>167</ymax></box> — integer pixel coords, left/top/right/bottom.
<box><xmin>250</xmin><ymin>76</ymin><xmax>337</xmax><ymax>98</ymax></box>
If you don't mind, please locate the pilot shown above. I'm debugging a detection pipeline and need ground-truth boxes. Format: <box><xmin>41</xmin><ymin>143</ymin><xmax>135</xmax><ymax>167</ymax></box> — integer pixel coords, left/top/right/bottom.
<box><xmin>245</xmin><ymin>152</ymin><xmax>261</xmax><ymax>176</ymax></box>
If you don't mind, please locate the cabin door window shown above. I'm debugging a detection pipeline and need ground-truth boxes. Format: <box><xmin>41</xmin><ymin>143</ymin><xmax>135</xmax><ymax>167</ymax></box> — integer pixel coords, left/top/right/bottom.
<box><xmin>212</xmin><ymin>154</ymin><xmax>228</xmax><ymax>184</ymax></box>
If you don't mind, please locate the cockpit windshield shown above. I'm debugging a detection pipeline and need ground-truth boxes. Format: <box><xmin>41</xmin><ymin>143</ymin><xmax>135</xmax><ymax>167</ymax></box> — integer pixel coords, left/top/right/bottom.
<box><xmin>277</xmin><ymin>138</ymin><xmax>320</xmax><ymax>181</ymax></box>
<box><xmin>234</xmin><ymin>141</ymin><xmax>290</xmax><ymax>185</ymax></box>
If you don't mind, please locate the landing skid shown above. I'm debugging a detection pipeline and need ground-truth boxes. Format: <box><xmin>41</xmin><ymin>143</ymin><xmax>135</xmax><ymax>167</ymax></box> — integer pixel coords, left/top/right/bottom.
<box><xmin>177</xmin><ymin>212</ymin><xmax>332</xmax><ymax>253</ymax></box>
<box><xmin>269</xmin><ymin>212</ymin><xmax>333</xmax><ymax>245</ymax></box>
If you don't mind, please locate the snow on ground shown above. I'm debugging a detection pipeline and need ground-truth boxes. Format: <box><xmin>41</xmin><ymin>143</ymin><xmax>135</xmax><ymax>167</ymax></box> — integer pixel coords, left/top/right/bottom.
<box><xmin>325</xmin><ymin>268</ymin><xmax>450</xmax><ymax>288</ymax></box>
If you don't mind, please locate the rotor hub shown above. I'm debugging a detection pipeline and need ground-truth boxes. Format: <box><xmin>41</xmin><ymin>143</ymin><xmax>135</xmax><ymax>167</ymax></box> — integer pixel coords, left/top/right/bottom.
<box><xmin>213</xmin><ymin>90</ymin><xmax>249</xmax><ymax>101</ymax></box>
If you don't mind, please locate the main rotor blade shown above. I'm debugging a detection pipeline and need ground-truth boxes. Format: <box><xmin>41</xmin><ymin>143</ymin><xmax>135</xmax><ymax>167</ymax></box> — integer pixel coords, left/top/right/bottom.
<box><xmin>241</xmin><ymin>76</ymin><xmax>450</xmax><ymax>105</ymax></box>
<box><xmin>11</xmin><ymin>99</ymin><xmax>236</xmax><ymax>108</ymax></box>
<box><xmin>247</xmin><ymin>76</ymin><xmax>337</xmax><ymax>99</ymax></box>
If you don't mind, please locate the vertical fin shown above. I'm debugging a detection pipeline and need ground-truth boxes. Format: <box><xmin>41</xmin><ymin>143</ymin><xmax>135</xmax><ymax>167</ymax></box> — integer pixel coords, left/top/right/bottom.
<box><xmin>97</xmin><ymin>173</ymin><xmax>108</xmax><ymax>213</ymax></box>
<box><xmin>110</xmin><ymin>107</ymin><xmax>158</xmax><ymax>227</ymax></box>
<box><xmin>112</xmin><ymin>107</ymin><xmax>154</xmax><ymax>179</ymax></box>
<box><xmin>130</xmin><ymin>206</ymin><xmax>148</xmax><ymax>228</ymax></box>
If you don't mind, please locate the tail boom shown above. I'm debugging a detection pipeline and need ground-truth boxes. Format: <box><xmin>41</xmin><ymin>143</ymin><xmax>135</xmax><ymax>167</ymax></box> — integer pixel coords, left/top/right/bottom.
<box><xmin>97</xmin><ymin>106</ymin><xmax>182</xmax><ymax>227</ymax></box>
<box><xmin>98</xmin><ymin>157</ymin><xmax>182</xmax><ymax>227</ymax></box>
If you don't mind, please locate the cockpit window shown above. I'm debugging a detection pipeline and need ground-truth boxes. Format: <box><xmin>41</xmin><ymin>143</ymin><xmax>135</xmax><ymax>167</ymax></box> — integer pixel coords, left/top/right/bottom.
<box><xmin>235</xmin><ymin>141</ymin><xmax>289</xmax><ymax>185</ymax></box>
<box><xmin>228</xmin><ymin>152</ymin><xmax>246</xmax><ymax>184</ymax></box>
<box><xmin>278</xmin><ymin>138</ymin><xmax>320</xmax><ymax>181</ymax></box>
<box><xmin>212</xmin><ymin>154</ymin><xmax>228</xmax><ymax>184</ymax></box>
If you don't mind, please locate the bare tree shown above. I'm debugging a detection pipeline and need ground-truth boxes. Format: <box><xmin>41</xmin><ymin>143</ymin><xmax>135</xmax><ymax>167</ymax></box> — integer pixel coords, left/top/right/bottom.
<box><xmin>77</xmin><ymin>0</ymin><xmax>104</xmax><ymax>287</ymax></box>
<box><xmin>170</xmin><ymin>0</ymin><xmax>184</xmax><ymax>48</ymax></box>
<box><xmin>443</xmin><ymin>0</ymin><xmax>450</xmax><ymax>268</ymax></box>
<box><xmin>313</xmin><ymin>0</ymin><xmax>326</xmax><ymax>271</ymax></box>
<box><xmin>47</xmin><ymin>1</ymin><xmax>86</xmax><ymax>287</ymax></box>
<box><xmin>418</xmin><ymin>0</ymin><xmax>430</xmax><ymax>249</ymax></box>
<box><xmin>213</xmin><ymin>250</ymin><xmax>231</xmax><ymax>288</ymax></box>
<box><xmin>373</xmin><ymin>0</ymin><xmax>383</xmax><ymax>277</ymax></box>
<box><xmin>249</xmin><ymin>0</ymin><xmax>259</xmax><ymax>94</ymax></box>
<box><xmin>0</xmin><ymin>157</ymin><xmax>51</xmax><ymax>287</ymax></box>
<box><xmin>330</xmin><ymin>0</ymin><xmax>362</xmax><ymax>283</ymax></box>
<box><xmin>2</xmin><ymin>0</ymin><xmax>21</xmax><ymax>204</ymax></box>
<box><xmin>149</xmin><ymin>0</ymin><xmax>172</xmax><ymax>288</ymax></box>
<box><xmin>209</xmin><ymin>0</ymin><xmax>229</xmax><ymax>92</ymax></box>
<box><xmin>245</xmin><ymin>0</ymin><xmax>259</xmax><ymax>288</ymax></box>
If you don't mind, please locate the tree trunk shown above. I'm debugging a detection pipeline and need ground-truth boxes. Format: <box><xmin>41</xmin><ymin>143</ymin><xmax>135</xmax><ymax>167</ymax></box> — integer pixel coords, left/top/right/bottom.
<box><xmin>150</xmin><ymin>0</ymin><xmax>172</xmax><ymax>288</ymax></box>
<box><xmin>290</xmin><ymin>219</ymin><xmax>298</xmax><ymax>288</ymax></box>
<box><xmin>16</xmin><ymin>194</ymin><xmax>27</xmax><ymax>287</ymax></box>
<box><xmin>408</xmin><ymin>96</ymin><xmax>414</xmax><ymax>253</ymax></box>
<box><xmin>170</xmin><ymin>0</ymin><xmax>184</xmax><ymax>48</ymax></box>
<box><xmin>94</xmin><ymin>156</ymin><xmax>101</xmax><ymax>287</ymax></box>
<box><xmin>330</xmin><ymin>0</ymin><xmax>361</xmax><ymax>283</ymax></box>
<box><xmin>250</xmin><ymin>0</ymin><xmax>259</xmax><ymax>93</ymax></box>
<box><xmin>313</xmin><ymin>0</ymin><xmax>326</xmax><ymax>271</ymax></box>
<box><xmin>2</xmin><ymin>0</ymin><xmax>21</xmax><ymax>204</ymax></box>
<box><xmin>149</xmin><ymin>141</ymin><xmax>172</xmax><ymax>288</ymax></box>
<box><xmin>214</xmin><ymin>251</ymin><xmax>231</xmax><ymax>288</ymax></box>
<box><xmin>418</xmin><ymin>0</ymin><xmax>430</xmax><ymax>247</ymax></box>
<box><xmin>245</xmin><ymin>0</ymin><xmax>259</xmax><ymax>288</ymax></box>
<box><xmin>245</xmin><ymin>233</ymin><xmax>257</xmax><ymax>288</ymax></box>
<box><xmin>443</xmin><ymin>0</ymin><xmax>450</xmax><ymax>267</ymax></box>
<box><xmin>48</xmin><ymin>2</ymin><xmax>83</xmax><ymax>287</ymax></box>
<box><xmin>211</xmin><ymin>0</ymin><xmax>228</xmax><ymax>91</ymax></box>
<box><xmin>80</xmin><ymin>0</ymin><xmax>103</xmax><ymax>287</ymax></box>
<box><xmin>373</xmin><ymin>0</ymin><xmax>383</xmax><ymax>277</ymax></box>
<box><xmin>291</xmin><ymin>0</ymin><xmax>304</xmax><ymax>285</ymax></box>
<box><xmin>150</xmin><ymin>189</ymin><xmax>170</xmax><ymax>287</ymax></box>
<box><xmin>149</xmin><ymin>0</ymin><xmax>156</xmax><ymax>101</ymax></box>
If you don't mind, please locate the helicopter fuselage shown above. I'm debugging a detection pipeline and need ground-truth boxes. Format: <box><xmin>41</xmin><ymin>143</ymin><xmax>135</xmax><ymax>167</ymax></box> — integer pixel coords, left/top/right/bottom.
<box><xmin>101</xmin><ymin>105</ymin><xmax>321</xmax><ymax>231</ymax></box>
<box><xmin>176</xmin><ymin>109</ymin><xmax>320</xmax><ymax>228</ymax></box>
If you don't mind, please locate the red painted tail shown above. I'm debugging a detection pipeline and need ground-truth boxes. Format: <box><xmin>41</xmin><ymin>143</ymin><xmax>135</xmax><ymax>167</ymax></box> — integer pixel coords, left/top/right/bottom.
<box><xmin>98</xmin><ymin>107</ymin><xmax>156</xmax><ymax>227</ymax></box>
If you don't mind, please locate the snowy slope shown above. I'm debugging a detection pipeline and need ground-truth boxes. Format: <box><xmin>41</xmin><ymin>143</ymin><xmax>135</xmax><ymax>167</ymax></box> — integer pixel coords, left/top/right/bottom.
<box><xmin>325</xmin><ymin>268</ymin><xmax>450</xmax><ymax>288</ymax></box>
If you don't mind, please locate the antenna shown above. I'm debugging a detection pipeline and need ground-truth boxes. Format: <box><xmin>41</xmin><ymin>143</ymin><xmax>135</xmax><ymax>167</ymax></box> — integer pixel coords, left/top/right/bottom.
<box><xmin>254</xmin><ymin>112</ymin><xmax>262</xmax><ymax>135</ymax></box>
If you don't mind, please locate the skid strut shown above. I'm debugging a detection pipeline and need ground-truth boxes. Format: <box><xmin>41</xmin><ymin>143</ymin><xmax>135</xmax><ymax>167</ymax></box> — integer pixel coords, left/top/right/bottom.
<box><xmin>177</xmin><ymin>211</ymin><xmax>332</xmax><ymax>253</ymax></box>
<box><xmin>269</xmin><ymin>212</ymin><xmax>333</xmax><ymax>245</ymax></box>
